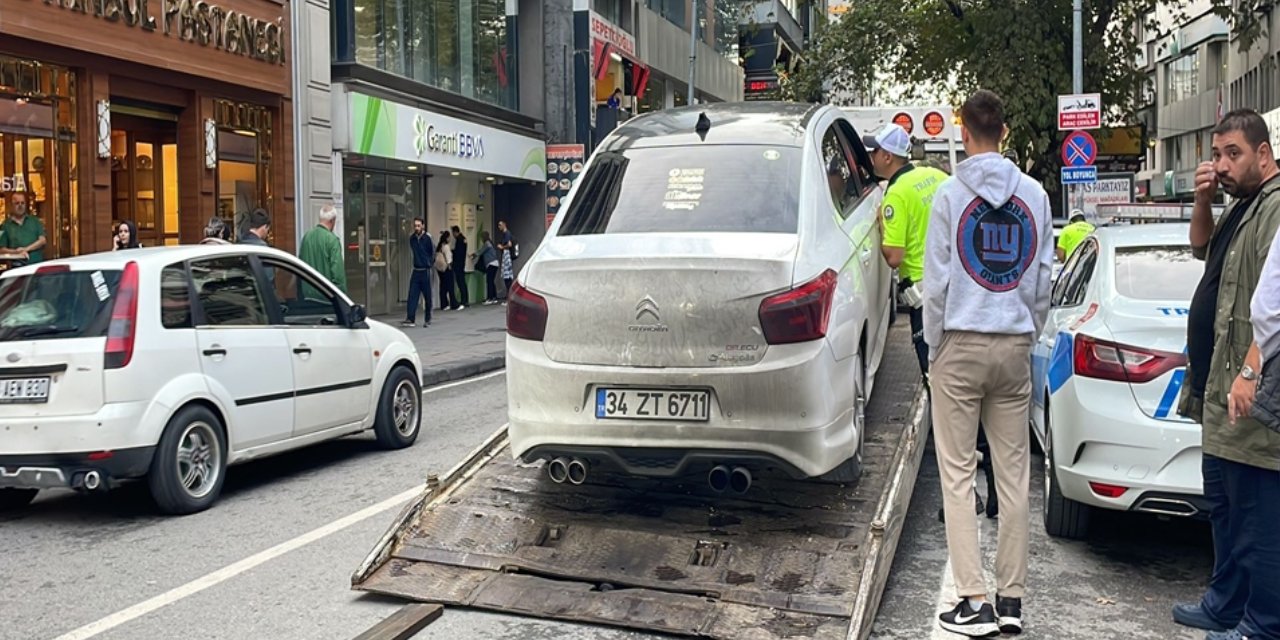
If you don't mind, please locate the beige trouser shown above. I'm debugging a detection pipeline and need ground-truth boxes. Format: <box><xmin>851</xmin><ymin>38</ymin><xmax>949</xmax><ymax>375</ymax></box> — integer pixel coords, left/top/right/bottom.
<box><xmin>931</xmin><ymin>330</ymin><xmax>1033</xmax><ymax>599</ymax></box>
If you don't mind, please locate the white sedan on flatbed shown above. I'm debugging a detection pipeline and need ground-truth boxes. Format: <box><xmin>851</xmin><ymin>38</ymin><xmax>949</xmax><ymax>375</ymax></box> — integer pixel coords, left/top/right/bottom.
<box><xmin>506</xmin><ymin>102</ymin><xmax>894</xmax><ymax>492</ymax></box>
<box><xmin>1031</xmin><ymin>223</ymin><xmax>1203</xmax><ymax>538</ymax></box>
<box><xmin>0</xmin><ymin>246</ymin><xmax>422</xmax><ymax>514</ymax></box>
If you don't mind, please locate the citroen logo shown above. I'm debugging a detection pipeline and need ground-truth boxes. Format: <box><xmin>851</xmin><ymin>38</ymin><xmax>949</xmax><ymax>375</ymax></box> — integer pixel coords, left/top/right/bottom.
<box><xmin>635</xmin><ymin>296</ymin><xmax>660</xmax><ymax>322</ymax></box>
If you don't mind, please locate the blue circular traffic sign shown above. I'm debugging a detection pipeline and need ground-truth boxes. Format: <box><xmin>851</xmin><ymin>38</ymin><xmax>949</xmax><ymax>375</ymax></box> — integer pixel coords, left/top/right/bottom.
<box><xmin>1061</xmin><ymin>130</ymin><xmax>1097</xmax><ymax>167</ymax></box>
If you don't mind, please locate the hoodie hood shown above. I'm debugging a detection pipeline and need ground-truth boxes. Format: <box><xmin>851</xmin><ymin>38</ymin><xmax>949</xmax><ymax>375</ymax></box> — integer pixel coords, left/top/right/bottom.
<box><xmin>955</xmin><ymin>152</ymin><xmax>1020</xmax><ymax>207</ymax></box>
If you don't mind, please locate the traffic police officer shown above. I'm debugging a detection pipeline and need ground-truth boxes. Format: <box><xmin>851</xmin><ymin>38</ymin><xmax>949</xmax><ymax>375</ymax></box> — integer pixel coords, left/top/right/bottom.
<box><xmin>865</xmin><ymin>123</ymin><xmax>948</xmax><ymax>378</ymax></box>
<box><xmin>1056</xmin><ymin>209</ymin><xmax>1095</xmax><ymax>261</ymax></box>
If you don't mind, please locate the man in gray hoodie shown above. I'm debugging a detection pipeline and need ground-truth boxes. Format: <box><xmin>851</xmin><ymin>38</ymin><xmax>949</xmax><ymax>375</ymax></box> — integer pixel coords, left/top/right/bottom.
<box><xmin>923</xmin><ymin>90</ymin><xmax>1054</xmax><ymax>638</ymax></box>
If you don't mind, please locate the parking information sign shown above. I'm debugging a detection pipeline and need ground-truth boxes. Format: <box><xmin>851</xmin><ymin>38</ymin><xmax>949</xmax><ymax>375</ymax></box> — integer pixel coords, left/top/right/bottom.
<box><xmin>1061</xmin><ymin>166</ymin><xmax>1099</xmax><ymax>185</ymax></box>
<box><xmin>1058</xmin><ymin>93</ymin><xmax>1102</xmax><ymax>130</ymax></box>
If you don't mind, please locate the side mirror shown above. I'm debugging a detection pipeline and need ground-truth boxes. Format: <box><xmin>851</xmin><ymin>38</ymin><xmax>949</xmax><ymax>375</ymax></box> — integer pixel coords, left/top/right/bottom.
<box><xmin>348</xmin><ymin>304</ymin><xmax>367</xmax><ymax>326</ymax></box>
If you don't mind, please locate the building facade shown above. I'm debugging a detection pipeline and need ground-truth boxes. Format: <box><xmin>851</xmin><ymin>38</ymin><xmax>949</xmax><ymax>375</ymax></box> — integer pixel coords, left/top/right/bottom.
<box><xmin>1138</xmin><ymin>1</ymin><xmax>1229</xmax><ymax>202</ymax></box>
<box><xmin>0</xmin><ymin>0</ymin><xmax>295</xmax><ymax>256</ymax></box>
<box><xmin>323</xmin><ymin>0</ymin><xmax>547</xmax><ymax>314</ymax></box>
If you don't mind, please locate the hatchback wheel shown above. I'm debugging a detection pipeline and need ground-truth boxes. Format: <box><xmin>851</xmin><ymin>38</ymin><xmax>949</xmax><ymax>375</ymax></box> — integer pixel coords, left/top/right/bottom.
<box><xmin>375</xmin><ymin>366</ymin><xmax>421</xmax><ymax>449</ymax></box>
<box><xmin>149</xmin><ymin>405</ymin><xmax>227</xmax><ymax>515</ymax></box>
<box><xmin>0</xmin><ymin>488</ymin><xmax>38</xmax><ymax>510</ymax></box>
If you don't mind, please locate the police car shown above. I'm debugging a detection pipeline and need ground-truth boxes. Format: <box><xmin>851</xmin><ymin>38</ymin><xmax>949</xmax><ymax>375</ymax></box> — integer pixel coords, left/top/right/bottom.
<box><xmin>1030</xmin><ymin>223</ymin><xmax>1204</xmax><ymax>539</ymax></box>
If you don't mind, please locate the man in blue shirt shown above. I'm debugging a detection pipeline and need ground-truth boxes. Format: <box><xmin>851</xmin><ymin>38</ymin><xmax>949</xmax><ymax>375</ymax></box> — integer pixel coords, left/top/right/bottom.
<box><xmin>403</xmin><ymin>217</ymin><xmax>434</xmax><ymax>327</ymax></box>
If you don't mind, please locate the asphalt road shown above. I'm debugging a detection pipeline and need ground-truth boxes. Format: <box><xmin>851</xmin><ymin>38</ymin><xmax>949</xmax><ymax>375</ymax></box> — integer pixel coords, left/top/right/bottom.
<box><xmin>2</xmin><ymin>371</ymin><xmax>1215</xmax><ymax>640</ymax></box>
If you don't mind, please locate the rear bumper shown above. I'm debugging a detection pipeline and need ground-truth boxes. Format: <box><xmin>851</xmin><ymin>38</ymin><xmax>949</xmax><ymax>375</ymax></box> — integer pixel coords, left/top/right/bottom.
<box><xmin>0</xmin><ymin>446</ymin><xmax>155</xmax><ymax>490</ymax></box>
<box><xmin>506</xmin><ymin>336</ymin><xmax>858</xmax><ymax>478</ymax></box>
<box><xmin>1052</xmin><ymin>378</ymin><xmax>1203</xmax><ymax>513</ymax></box>
<box><xmin>0</xmin><ymin>400</ymin><xmax>154</xmax><ymax>454</ymax></box>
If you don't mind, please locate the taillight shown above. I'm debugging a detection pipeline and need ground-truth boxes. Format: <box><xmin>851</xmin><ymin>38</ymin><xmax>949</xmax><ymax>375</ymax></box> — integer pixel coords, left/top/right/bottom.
<box><xmin>759</xmin><ymin>269</ymin><xmax>838</xmax><ymax>345</ymax></box>
<box><xmin>1072</xmin><ymin>334</ymin><xmax>1186</xmax><ymax>384</ymax></box>
<box><xmin>35</xmin><ymin>264</ymin><xmax>70</xmax><ymax>274</ymax></box>
<box><xmin>105</xmin><ymin>261</ymin><xmax>139</xmax><ymax>370</ymax></box>
<box><xmin>507</xmin><ymin>281</ymin><xmax>547</xmax><ymax>341</ymax></box>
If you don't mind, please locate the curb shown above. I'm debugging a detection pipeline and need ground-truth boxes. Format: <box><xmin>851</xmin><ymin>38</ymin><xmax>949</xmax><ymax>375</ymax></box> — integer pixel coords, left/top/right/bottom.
<box><xmin>420</xmin><ymin>354</ymin><xmax>505</xmax><ymax>388</ymax></box>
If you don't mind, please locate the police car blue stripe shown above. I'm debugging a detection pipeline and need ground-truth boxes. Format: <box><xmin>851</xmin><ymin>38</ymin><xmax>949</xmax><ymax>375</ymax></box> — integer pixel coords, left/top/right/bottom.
<box><xmin>1047</xmin><ymin>332</ymin><xmax>1074</xmax><ymax>394</ymax></box>
<box><xmin>1154</xmin><ymin>369</ymin><xmax>1185</xmax><ymax>419</ymax></box>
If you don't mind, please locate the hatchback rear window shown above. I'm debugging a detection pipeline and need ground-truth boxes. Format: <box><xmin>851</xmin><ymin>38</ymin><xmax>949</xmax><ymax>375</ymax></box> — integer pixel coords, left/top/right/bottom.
<box><xmin>557</xmin><ymin>145</ymin><xmax>802</xmax><ymax>235</ymax></box>
<box><xmin>0</xmin><ymin>268</ymin><xmax>121</xmax><ymax>341</ymax></box>
<box><xmin>1114</xmin><ymin>246</ymin><xmax>1199</xmax><ymax>300</ymax></box>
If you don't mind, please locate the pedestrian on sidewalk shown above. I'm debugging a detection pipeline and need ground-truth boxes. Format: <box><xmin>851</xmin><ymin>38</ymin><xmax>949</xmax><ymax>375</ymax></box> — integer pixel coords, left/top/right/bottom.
<box><xmin>451</xmin><ymin>225</ymin><xmax>469</xmax><ymax>309</ymax></box>
<box><xmin>477</xmin><ymin>231</ymin><xmax>500</xmax><ymax>304</ymax></box>
<box><xmin>1172</xmin><ymin>108</ymin><xmax>1280</xmax><ymax>640</ymax></box>
<box><xmin>112</xmin><ymin>220</ymin><xmax>141</xmax><ymax>250</ymax></box>
<box><xmin>497</xmin><ymin>220</ymin><xmax>515</xmax><ymax>303</ymax></box>
<box><xmin>298</xmin><ymin>202</ymin><xmax>347</xmax><ymax>292</ymax></box>
<box><xmin>403</xmin><ymin>217</ymin><xmax>433</xmax><ymax>328</ymax></box>
<box><xmin>0</xmin><ymin>191</ymin><xmax>46</xmax><ymax>265</ymax></box>
<box><xmin>923</xmin><ymin>89</ymin><xmax>1054</xmax><ymax>638</ymax></box>
<box><xmin>240</xmin><ymin>209</ymin><xmax>274</xmax><ymax>287</ymax></box>
<box><xmin>436</xmin><ymin>230</ymin><xmax>457</xmax><ymax>311</ymax></box>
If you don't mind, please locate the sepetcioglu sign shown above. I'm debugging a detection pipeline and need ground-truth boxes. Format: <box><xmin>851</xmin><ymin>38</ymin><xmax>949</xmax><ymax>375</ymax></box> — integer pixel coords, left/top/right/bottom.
<box><xmin>346</xmin><ymin>92</ymin><xmax>546</xmax><ymax>183</ymax></box>
<box><xmin>36</xmin><ymin>0</ymin><xmax>286</xmax><ymax>65</ymax></box>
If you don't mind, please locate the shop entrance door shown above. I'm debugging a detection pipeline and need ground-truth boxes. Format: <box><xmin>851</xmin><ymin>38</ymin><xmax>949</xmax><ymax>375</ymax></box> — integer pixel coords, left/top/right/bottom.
<box><xmin>342</xmin><ymin>170</ymin><xmax>420</xmax><ymax>317</ymax></box>
<box><xmin>110</xmin><ymin>112</ymin><xmax>179</xmax><ymax>247</ymax></box>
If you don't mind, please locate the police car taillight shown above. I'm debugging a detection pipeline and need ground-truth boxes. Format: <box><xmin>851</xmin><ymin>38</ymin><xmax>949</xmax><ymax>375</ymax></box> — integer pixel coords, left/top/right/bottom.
<box><xmin>1073</xmin><ymin>334</ymin><xmax>1186</xmax><ymax>384</ymax></box>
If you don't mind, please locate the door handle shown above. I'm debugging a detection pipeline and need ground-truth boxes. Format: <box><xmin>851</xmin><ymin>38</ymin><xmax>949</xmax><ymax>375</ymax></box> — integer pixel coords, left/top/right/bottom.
<box><xmin>293</xmin><ymin>345</ymin><xmax>312</xmax><ymax>355</ymax></box>
<box><xmin>202</xmin><ymin>348</ymin><xmax>227</xmax><ymax>357</ymax></box>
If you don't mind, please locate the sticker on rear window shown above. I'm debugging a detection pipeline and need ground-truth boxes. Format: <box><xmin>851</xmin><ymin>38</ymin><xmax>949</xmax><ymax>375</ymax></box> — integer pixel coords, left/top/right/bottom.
<box><xmin>763</xmin><ymin>149</ymin><xmax>781</xmax><ymax>161</ymax></box>
<box><xmin>91</xmin><ymin>270</ymin><xmax>110</xmax><ymax>301</ymax></box>
<box><xmin>664</xmin><ymin>168</ymin><xmax>705</xmax><ymax>211</ymax></box>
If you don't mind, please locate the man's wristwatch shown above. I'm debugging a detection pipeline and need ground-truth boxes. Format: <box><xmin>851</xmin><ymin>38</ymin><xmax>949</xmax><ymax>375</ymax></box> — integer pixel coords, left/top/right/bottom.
<box><xmin>1241</xmin><ymin>364</ymin><xmax>1258</xmax><ymax>381</ymax></box>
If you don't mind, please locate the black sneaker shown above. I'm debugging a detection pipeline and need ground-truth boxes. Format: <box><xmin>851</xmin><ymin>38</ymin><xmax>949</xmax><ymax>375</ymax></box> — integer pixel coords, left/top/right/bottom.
<box><xmin>996</xmin><ymin>596</ymin><xmax>1023</xmax><ymax>634</ymax></box>
<box><xmin>939</xmin><ymin>599</ymin><xmax>1000</xmax><ymax>637</ymax></box>
<box><xmin>400</xmin><ymin>320</ymin><xmax>415</xmax><ymax>327</ymax></box>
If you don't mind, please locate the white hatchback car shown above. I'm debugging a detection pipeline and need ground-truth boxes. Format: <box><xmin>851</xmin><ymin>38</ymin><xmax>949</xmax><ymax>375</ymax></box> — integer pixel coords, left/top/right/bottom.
<box><xmin>507</xmin><ymin>103</ymin><xmax>893</xmax><ymax>491</ymax></box>
<box><xmin>0</xmin><ymin>245</ymin><xmax>422</xmax><ymax>514</ymax></box>
<box><xmin>1031</xmin><ymin>223</ymin><xmax>1202</xmax><ymax>538</ymax></box>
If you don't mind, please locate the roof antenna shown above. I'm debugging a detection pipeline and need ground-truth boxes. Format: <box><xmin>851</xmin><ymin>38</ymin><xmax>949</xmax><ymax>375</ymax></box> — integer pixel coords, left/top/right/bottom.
<box><xmin>695</xmin><ymin>112</ymin><xmax>711</xmax><ymax>141</ymax></box>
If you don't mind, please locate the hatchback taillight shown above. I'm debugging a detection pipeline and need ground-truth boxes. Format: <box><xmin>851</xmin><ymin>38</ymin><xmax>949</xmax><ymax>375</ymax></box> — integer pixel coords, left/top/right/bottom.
<box><xmin>759</xmin><ymin>269</ymin><xmax>838</xmax><ymax>345</ymax></box>
<box><xmin>507</xmin><ymin>281</ymin><xmax>548</xmax><ymax>341</ymax></box>
<box><xmin>1073</xmin><ymin>334</ymin><xmax>1185</xmax><ymax>384</ymax></box>
<box><xmin>105</xmin><ymin>261</ymin><xmax>139</xmax><ymax>370</ymax></box>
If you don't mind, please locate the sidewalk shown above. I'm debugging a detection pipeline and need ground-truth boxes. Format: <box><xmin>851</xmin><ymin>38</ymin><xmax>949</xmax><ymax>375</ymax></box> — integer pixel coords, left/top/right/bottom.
<box><xmin>376</xmin><ymin>302</ymin><xmax>508</xmax><ymax>386</ymax></box>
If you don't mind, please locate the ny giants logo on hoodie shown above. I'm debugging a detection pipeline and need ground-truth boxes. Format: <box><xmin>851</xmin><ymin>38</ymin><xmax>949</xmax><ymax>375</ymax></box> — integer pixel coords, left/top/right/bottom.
<box><xmin>956</xmin><ymin>195</ymin><xmax>1039</xmax><ymax>292</ymax></box>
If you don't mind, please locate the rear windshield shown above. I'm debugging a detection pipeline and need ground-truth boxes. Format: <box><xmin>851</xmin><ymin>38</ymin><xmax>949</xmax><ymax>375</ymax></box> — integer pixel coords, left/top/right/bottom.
<box><xmin>0</xmin><ymin>269</ymin><xmax>121</xmax><ymax>341</ymax></box>
<box><xmin>557</xmin><ymin>145</ymin><xmax>802</xmax><ymax>235</ymax></box>
<box><xmin>1114</xmin><ymin>246</ymin><xmax>1199</xmax><ymax>300</ymax></box>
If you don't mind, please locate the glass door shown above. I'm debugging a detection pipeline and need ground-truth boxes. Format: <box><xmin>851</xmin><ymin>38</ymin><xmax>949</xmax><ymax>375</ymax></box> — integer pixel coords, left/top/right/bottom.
<box><xmin>340</xmin><ymin>168</ymin><xmax>423</xmax><ymax>316</ymax></box>
<box><xmin>110</xmin><ymin>114</ymin><xmax>178</xmax><ymax>247</ymax></box>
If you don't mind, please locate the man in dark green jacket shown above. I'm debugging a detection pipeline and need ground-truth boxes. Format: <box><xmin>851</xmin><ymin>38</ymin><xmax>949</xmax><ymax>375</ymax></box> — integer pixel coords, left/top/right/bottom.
<box><xmin>1173</xmin><ymin>109</ymin><xmax>1280</xmax><ymax>640</ymax></box>
<box><xmin>298</xmin><ymin>203</ymin><xmax>346</xmax><ymax>293</ymax></box>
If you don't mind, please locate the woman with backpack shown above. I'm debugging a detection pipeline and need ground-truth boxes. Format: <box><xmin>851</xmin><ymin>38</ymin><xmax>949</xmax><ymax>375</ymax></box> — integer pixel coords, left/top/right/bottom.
<box><xmin>497</xmin><ymin>220</ymin><xmax>515</xmax><ymax>303</ymax></box>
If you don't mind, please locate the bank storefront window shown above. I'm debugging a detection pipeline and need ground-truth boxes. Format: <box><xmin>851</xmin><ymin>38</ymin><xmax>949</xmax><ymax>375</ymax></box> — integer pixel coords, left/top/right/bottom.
<box><xmin>353</xmin><ymin>0</ymin><xmax>518</xmax><ymax>111</ymax></box>
<box><xmin>0</xmin><ymin>56</ymin><xmax>77</xmax><ymax>259</ymax></box>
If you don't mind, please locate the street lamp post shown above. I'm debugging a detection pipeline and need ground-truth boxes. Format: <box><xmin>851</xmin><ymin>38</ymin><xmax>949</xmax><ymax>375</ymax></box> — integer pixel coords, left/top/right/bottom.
<box><xmin>688</xmin><ymin>0</ymin><xmax>698</xmax><ymax>104</ymax></box>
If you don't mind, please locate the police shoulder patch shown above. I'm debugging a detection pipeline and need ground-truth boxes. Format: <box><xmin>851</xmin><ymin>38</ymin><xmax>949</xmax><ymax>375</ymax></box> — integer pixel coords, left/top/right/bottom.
<box><xmin>883</xmin><ymin>205</ymin><xmax>895</xmax><ymax>220</ymax></box>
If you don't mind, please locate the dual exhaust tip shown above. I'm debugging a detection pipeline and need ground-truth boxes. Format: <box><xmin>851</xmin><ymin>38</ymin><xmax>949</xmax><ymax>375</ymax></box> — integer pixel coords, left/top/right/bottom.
<box><xmin>545</xmin><ymin>458</ymin><xmax>753</xmax><ymax>495</ymax></box>
<box><xmin>708</xmin><ymin>465</ymin><xmax>751</xmax><ymax>495</ymax></box>
<box><xmin>547</xmin><ymin>457</ymin><xmax>588</xmax><ymax>485</ymax></box>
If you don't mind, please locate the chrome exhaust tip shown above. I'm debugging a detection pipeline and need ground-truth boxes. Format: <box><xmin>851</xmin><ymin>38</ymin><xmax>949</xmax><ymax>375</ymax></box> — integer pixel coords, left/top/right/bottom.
<box><xmin>566</xmin><ymin>458</ymin><xmax>588</xmax><ymax>486</ymax></box>
<box><xmin>83</xmin><ymin>470</ymin><xmax>102</xmax><ymax>491</ymax></box>
<box><xmin>708</xmin><ymin>465</ymin><xmax>730</xmax><ymax>493</ymax></box>
<box><xmin>547</xmin><ymin>457</ymin><xmax>570</xmax><ymax>484</ymax></box>
<box><xmin>729</xmin><ymin>467</ymin><xmax>752</xmax><ymax>494</ymax></box>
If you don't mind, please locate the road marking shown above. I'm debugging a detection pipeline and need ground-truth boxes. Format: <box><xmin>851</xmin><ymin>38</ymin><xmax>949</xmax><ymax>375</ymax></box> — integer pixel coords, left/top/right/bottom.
<box><xmin>929</xmin><ymin>516</ymin><xmax>995</xmax><ymax>639</ymax></box>
<box><xmin>423</xmin><ymin>369</ymin><xmax>505</xmax><ymax>395</ymax></box>
<box><xmin>52</xmin><ymin>484</ymin><xmax>425</xmax><ymax>640</ymax></box>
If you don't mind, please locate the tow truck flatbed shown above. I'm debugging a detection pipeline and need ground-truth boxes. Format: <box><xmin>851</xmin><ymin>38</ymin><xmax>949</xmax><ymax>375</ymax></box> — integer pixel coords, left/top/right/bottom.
<box><xmin>352</xmin><ymin>325</ymin><xmax>929</xmax><ymax>640</ymax></box>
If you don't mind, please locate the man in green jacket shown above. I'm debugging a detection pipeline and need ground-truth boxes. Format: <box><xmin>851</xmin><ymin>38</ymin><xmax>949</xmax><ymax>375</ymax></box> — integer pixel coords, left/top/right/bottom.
<box><xmin>298</xmin><ymin>203</ymin><xmax>347</xmax><ymax>293</ymax></box>
<box><xmin>1173</xmin><ymin>109</ymin><xmax>1280</xmax><ymax>640</ymax></box>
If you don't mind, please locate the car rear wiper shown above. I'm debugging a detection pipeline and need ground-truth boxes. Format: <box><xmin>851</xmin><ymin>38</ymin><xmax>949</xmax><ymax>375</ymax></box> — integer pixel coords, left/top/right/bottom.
<box><xmin>14</xmin><ymin>325</ymin><xmax>80</xmax><ymax>338</ymax></box>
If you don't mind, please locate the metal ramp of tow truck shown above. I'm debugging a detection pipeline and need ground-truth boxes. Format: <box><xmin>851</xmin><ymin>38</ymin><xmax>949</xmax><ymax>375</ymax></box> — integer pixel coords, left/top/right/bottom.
<box><xmin>350</xmin><ymin>325</ymin><xmax>930</xmax><ymax>640</ymax></box>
